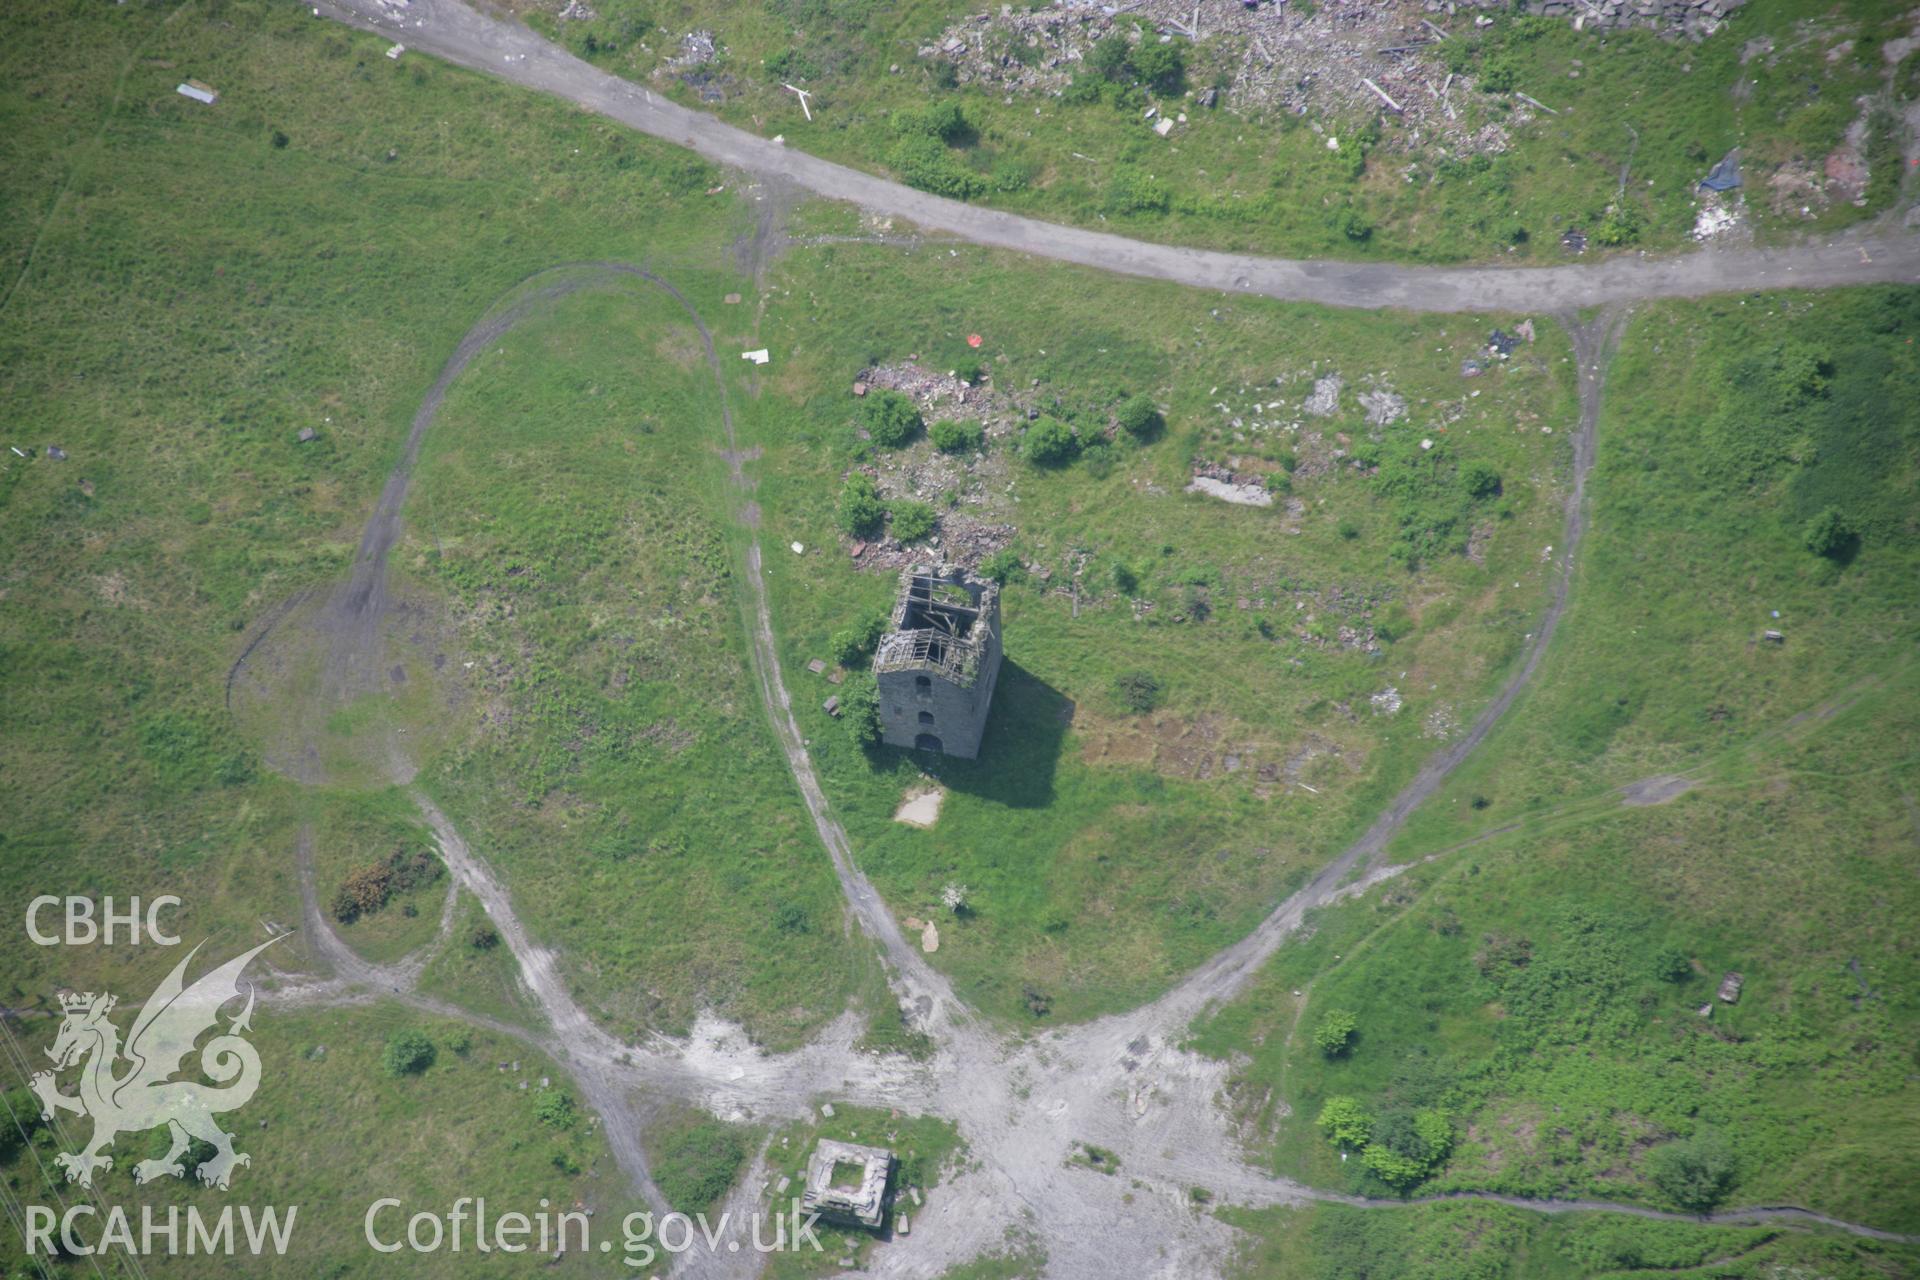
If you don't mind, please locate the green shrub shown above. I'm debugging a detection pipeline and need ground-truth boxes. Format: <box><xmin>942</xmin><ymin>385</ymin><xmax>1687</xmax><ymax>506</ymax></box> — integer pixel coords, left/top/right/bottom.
<box><xmin>890</xmin><ymin>500</ymin><xmax>937</xmax><ymax>543</ymax></box>
<box><xmin>886</xmin><ymin>134</ymin><xmax>985</xmax><ymax>199</ymax></box>
<box><xmin>1312</xmin><ymin>1008</ymin><xmax>1358</xmax><ymax>1056</ymax></box>
<box><xmin>1113</xmin><ymin>671</ymin><xmax>1162</xmax><ymax>713</ymax></box>
<box><xmin>1646</xmin><ymin>1133</ymin><xmax>1738</xmax><ymax>1211</ymax></box>
<box><xmin>1023</xmin><ymin>415</ymin><xmax>1078</xmax><ymax>465</ymax></box>
<box><xmin>829</xmin><ymin>609</ymin><xmax>889</xmax><ymax>667</ymax></box>
<box><xmin>1111</xmin><ymin>561</ymin><xmax>1140</xmax><ymax>594</ymax></box>
<box><xmin>1461</xmin><ymin>461</ymin><xmax>1502</xmax><ymax>499</ymax></box>
<box><xmin>892</xmin><ymin>100</ymin><xmax>971</xmax><ymax>145</ymax></box>
<box><xmin>1115</xmin><ymin>393</ymin><xmax>1163</xmax><ymax>440</ymax></box>
<box><xmin>652</xmin><ymin>1119</ymin><xmax>749</xmax><ymax>1216</ymax></box>
<box><xmin>381</xmin><ymin>1029</ymin><xmax>436</xmax><ymax>1077</ymax></box>
<box><xmin>860</xmin><ymin>389</ymin><xmax>923</xmax><ymax>447</ymax></box>
<box><xmin>930</xmin><ymin>418</ymin><xmax>985</xmax><ymax>453</ymax></box>
<box><xmin>1651</xmin><ymin>945</ymin><xmax>1692</xmax><ymax>983</ymax></box>
<box><xmin>979</xmin><ymin>548</ymin><xmax>1025</xmax><ymax>584</ymax></box>
<box><xmin>1801</xmin><ymin>507</ymin><xmax>1854</xmax><ymax>558</ymax></box>
<box><xmin>841</xmin><ymin>673</ymin><xmax>881</xmax><ymax>748</ymax></box>
<box><xmin>836</xmin><ymin>473</ymin><xmax>885</xmax><ymax>538</ymax></box>
<box><xmin>533</xmin><ymin>1088</ymin><xmax>577</xmax><ymax>1130</ymax></box>
<box><xmin>1317</xmin><ymin>1096</ymin><xmax>1373</xmax><ymax>1149</ymax></box>
<box><xmin>1105</xmin><ymin>167</ymin><xmax>1170</xmax><ymax>216</ymax></box>
<box><xmin>1479</xmin><ymin>52</ymin><xmax>1519</xmax><ymax>93</ymax></box>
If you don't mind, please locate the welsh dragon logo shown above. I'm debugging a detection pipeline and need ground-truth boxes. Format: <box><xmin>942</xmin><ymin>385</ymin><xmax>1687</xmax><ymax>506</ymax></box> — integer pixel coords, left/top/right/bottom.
<box><xmin>30</xmin><ymin>938</ymin><xmax>282</xmax><ymax>1190</ymax></box>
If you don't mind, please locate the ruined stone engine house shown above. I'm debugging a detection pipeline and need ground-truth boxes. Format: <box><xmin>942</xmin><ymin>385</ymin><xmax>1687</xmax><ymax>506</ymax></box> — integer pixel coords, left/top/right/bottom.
<box><xmin>874</xmin><ymin>565</ymin><xmax>1002</xmax><ymax>759</ymax></box>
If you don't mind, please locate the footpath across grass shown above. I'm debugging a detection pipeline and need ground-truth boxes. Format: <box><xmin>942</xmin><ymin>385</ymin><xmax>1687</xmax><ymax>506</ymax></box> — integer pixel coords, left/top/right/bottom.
<box><xmin>1190</xmin><ymin>288</ymin><xmax>1920</xmax><ymax>1233</ymax></box>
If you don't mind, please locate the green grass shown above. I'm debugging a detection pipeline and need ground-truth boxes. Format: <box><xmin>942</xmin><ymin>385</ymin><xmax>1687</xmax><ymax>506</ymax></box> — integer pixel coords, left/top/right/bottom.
<box><xmin>1190</xmin><ymin>288</ymin><xmax>1920</xmax><ymax>1229</ymax></box>
<box><xmin>0</xmin><ymin>0</ymin><xmax>875</xmax><ymax>1048</ymax></box>
<box><xmin>511</xmin><ymin>0</ymin><xmax>1914</xmax><ymax>260</ymax></box>
<box><xmin>644</xmin><ymin>1103</ymin><xmax>759</xmax><ymax>1216</ymax></box>
<box><xmin>740</xmin><ymin>237</ymin><xmax>1579</xmax><ymax>1022</ymax></box>
<box><xmin>0</xmin><ymin>1004</ymin><xmax>634</xmax><ymax>1278</ymax></box>
<box><xmin>1223</xmin><ymin>1202</ymin><xmax>1920</xmax><ymax>1280</ymax></box>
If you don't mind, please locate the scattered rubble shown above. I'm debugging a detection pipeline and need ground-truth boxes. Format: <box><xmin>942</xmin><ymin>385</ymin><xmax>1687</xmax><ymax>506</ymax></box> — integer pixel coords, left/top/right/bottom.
<box><xmin>1370</xmin><ymin>687</ymin><xmax>1403</xmax><ymax>716</ymax></box>
<box><xmin>1303</xmin><ymin>373</ymin><xmax>1345</xmax><ymax>418</ymax></box>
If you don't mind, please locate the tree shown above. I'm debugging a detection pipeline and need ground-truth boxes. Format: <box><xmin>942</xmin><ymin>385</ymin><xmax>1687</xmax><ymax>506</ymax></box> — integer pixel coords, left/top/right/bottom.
<box><xmin>1113</xmin><ymin>671</ymin><xmax>1162</xmax><ymax>713</ymax></box>
<box><xmin>837</xmin><ymin>473</ymin><xmax>885</xmax><ymax>538</ymax></box>
<box><xmin>1801</xmin><ymin>507</ymin><xmax>1854</xmax><ymax>559</ymax></box>
<box><xmin>860</xmin><ymin>389</ymin><xmax>923</xmax><ymax>447</ymax></box>
<box><xmin>381</xmin><ymin>1029</ymin><xmax>436</xmax><ymax>1077</ymax></box>
<box><xmin>930</xmin><ymin>418</ymin><xmax>985</xmax><ymax>453</ymax></box>
<box><xmin>890</xmin><ymin>500</ymin><xmax>938</xmax><ymax>543</ymax></box>
<box><xmin>1022</xmin><ymin>415</ymin><xmax>1078</xmax><ymax>465</ymax></box>
<box><xmin>1312</xmin><ymin>1008</ymin><xmax>1358</xmax><ymax>1056</ymax></box>
<box><xmin>1646</xmin><ymin>1133</ymin><xmax>1738</xmax><ymax>1211</ymax></box>
<box><xmin>1115</xmin><ymin>394</ymin><xmax>1163</xmax><ymax>440</ymax></box>
<box><xmin>1316</xmin><ymin>1097</ymin><xmax>1372</xmax><ymax>1149</ymax></box>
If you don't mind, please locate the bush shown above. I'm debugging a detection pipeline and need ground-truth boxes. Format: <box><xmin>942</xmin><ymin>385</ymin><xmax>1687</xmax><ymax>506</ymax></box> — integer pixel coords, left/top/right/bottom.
<box><xmin>929</xmin><ymin>418</ymin><xmax>985</xmax><ymax>453</ymax></box>
<box><xmin>1801</xmin><ymin>507</ymin><xmax>1854</xmax><ymax>558</ymax></box>
<box><xmin>469</xmin><ymin>923</ymin><xmax>500</xmax><ymax>950</ymax></box>
<box><xmin>653</xmin><ymin>1119</ymin><xmax>749</xmax><ymax>1216</ymax></box>
<box><xmin>533</xmin><ymin>1088</ymin><xmax>577</xmax><ymax>1130</ymax></box>
<box><xmin>841</xmin><ymin>673</ymin><xmax>881</xmax><ymax>748</ymax></box>
<box><xmin>859</xmin><ymin>389</ymin><xmax>923</xmax><ymax>448</ymax></box>
<box><xmin>1104</xmin><ymin>167</ymin><xmax>1170</xmax><ymax>216</ymax></box>
<box><xmin>1651</xmin><ymin>945</ymin><xmax>1692</xmax><ymax>983</ymax></box>
<box><xmin>1022</xmin><ymin>415</ymin><xmax>1078</xmax><ymax>465</ymax></box>
<box><xmin>1461</xmin><ymin>461</ymin><xmax>1503</xmax><ymax>499</ymax></box>
<box><xmin>1113</xmin><ymin>671</ymin><xmax>1162</xmax><ymax>713</ymax></box>
<box><xmin>1312</xmin><ymin>1008</ymin><xmax>1358</xmax><ymax>1056</ymax></box>
<box><xmin>1479</xmin><ymin>52</ymin><xmax>1519</xmax><ymax>93</ymax></box>
<box><xmin>1115</xmin><ymin>393</ymin><xmax>1163</xmax><ymax>440</ymax></box>
<box><xmin>1646</xmin><ymin>1133</ymin><xmax>1738</xmax><ymax>1211</ymax></box>
<box><xmin>1317</xmin><ymin>1096</ymin><xmax>1373</xmax><ymax>1149</ymax></box>
<box><xmin>890</xmin><ymin>500</ymin><xmax>937</xmax><ymax>543</ymax></box>
<box><xmin>1111</xmin><ymin>561</ymin><xmax>1140</xmax><ymax>594</ymax></box>
<box><xmin>886</xmin><ymin>134</ymin><xmax>986</xmax><ymax>199</ymax></box>
<box><xmin>979</xmin><ymin>548</ymin><xmax>1026</xmax><ymax>584</ymax></box>
<box><xmin>836</xmin><ymin>473</ymin><xmax>885</xmax><ymax>538</ymax></box>
<box><xmin>1128</xmin><ymin>38</ymin><xmax>1186</xmax><ymax>94</ymax></box>
<box><xmin>381</xmin><ymin>1029</ymin><xmax>436</xmax><ymax>1077</ymax></box>
<box><xmin>892</xmin><ymin>100</ymin><xmax>971</xmax><ymax>145</ymax></box>
<box><xmin>829</xmin><ymin>610</ymin><xmax>889</xmax><ymax>667</ymax></box>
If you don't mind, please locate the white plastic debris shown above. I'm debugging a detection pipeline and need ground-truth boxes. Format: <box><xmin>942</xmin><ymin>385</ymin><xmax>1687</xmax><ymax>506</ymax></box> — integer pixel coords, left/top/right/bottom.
<box><xmin>386</xmin><ymin>42</ymin><xmax>405</xmax><ymax>58</ymax></box>
<box><xmin>790</xmin><ymin>542</ymin><xmax>805</xmax><ymax>555</ymax></box>
<box><xmin>741</xmin><ymin>349</ymin><xmax>770</xmax><ymax>365</ymax></box>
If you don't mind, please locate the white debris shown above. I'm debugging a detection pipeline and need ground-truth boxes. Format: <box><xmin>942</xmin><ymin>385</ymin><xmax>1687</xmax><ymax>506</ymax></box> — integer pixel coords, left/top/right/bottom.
<box><xmin>1184</xmin><ymin>476</ymin><xmax>1272</xmax><ymax>507</ymax></box>
<box><xmin>1370</xmin><ymin>687</ymin><xmax>1403</xmax><ymax>716</ymax></box>
<box><xmin>790</xmin><ymin>541</ymin><xmax>805</xmax><ymax>555</ymax></box>
<box><xmin>175</xmin><ymin>81</ymin><xmax>218</xmax><ymax>105</ymax></box>
<box><xmin>1153</xmin><ymin>117</ymin><xmax>1174</xmax><ymax>137</ymax></box>
<box><xmin>742</xmin><ymin>349</ymin><xmax>770</xmax><ymax>365</ymax></box>
<box><xmin>386</xmin><ymin>42</ymin><xmax>405</xmax><ymax>58</ymax></box>
<box><xmin>1303</xmin><ymin>373</ymin><xmax>1344</xmax><ymax>417</ymax></box>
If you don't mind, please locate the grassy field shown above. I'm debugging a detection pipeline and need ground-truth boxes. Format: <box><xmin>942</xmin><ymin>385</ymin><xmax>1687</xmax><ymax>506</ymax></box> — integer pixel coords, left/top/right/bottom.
<box><xmin>0</xmin><ymin>0</ymin><xmax>881</xmax><ymax>1049</ymax></box>
<box><xmin>0</xmin><ymin>1003</ymin><xmax>637</xmax><ymax>1278</ymax></box>
<box><xmin>737</xmin><ymin>234</ymin><xmax>1580</xmax><ymax>1022</ymax></box>
<box><xmin>1224</xmin><ymin>1202</ymin><xmax>1920</xmax><ymax>1280</ymax></box>
<box><xmin>1190</xmin><ymin>287</ymin><xmax>1920</xmax><ymax>1230</ymax></box>
<box><xmin>502</xmin><ymin>0</ymin><xmax>1916</xmax><ymax>260</ymax></box>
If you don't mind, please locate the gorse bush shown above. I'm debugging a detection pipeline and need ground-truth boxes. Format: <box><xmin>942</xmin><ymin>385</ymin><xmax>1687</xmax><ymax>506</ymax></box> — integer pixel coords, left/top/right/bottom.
<box><xmin>930</xmin><ymin>418</ymin><xmax>984</xmax><ymax>453</ymax></box>
<box><xmin>859</xmin><ymin>388</ymin><xmax>923</xmax><ymax>447</ymax></box>
<box><xmin>837</xmin><ymin>473</ymin><xmax>885</xmax><ymax>537</ymax></box>
<box><xmin>890</xmin><ymin>500</ymin><xmax>937</xmax><ymax>543</ymax></box>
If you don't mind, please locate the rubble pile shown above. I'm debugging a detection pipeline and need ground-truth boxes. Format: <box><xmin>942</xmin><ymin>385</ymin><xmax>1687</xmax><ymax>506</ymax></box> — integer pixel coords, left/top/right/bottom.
<box><xmin>929</xmin><ymin>0</ymin><xmax>1745</xmax><ymax>155</ymax></box>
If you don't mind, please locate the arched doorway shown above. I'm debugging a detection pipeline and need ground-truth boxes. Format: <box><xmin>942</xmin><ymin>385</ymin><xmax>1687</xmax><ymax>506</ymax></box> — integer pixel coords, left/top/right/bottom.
<box><xmin>914</xmin><ymin>734</ymin><xmax>943</xmax><ymax>753</ymax></box>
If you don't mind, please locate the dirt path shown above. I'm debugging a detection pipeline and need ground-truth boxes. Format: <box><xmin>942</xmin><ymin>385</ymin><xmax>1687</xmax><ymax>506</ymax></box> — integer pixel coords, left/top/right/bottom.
<box><xmin>252</xmin><ymin>265</ymin><xmax>1920</xmax><ymax>1277</ymax></box>
<box><xmin>318</xmin><ymin>0</ymin><xmax>1919</xmax><ymax>312</ymax></box>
